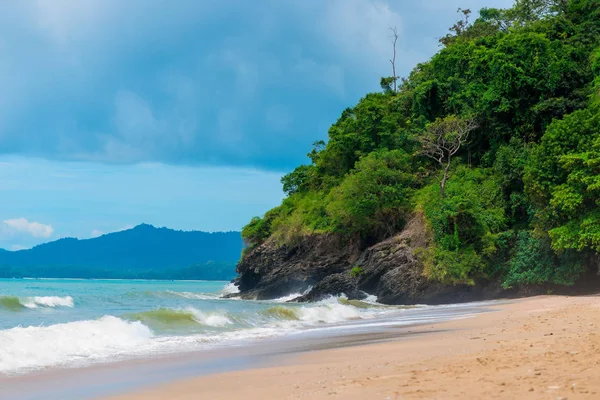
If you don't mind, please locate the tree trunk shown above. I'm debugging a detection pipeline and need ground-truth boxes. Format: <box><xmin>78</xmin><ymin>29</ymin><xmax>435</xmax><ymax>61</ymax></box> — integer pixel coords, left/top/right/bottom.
<box><xmin>440</xmin><ymin>166</ymin><xmax>450</xmax><ymax>198</ymax></box>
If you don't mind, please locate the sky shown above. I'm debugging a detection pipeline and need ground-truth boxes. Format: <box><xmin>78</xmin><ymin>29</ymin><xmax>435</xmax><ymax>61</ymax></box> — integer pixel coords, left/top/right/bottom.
<box><xmin>0</xmin><ymin>0</ymin><xmax>514</xmax><ymax>250</ymax></box>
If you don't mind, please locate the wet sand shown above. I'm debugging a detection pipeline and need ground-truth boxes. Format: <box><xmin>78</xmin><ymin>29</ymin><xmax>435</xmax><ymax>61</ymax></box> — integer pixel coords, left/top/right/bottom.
<box><xmin>108</xmin><ymin>295</ymin><xmax>600</xmax><ymax>400</ymax></box>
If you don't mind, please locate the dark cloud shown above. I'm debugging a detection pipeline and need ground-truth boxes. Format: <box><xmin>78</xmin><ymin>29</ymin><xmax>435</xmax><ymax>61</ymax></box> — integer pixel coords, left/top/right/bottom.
<box><xmin>0</xmin><ymin>0</ymin><xmax>513</xmax><ymax>171</ymax></box>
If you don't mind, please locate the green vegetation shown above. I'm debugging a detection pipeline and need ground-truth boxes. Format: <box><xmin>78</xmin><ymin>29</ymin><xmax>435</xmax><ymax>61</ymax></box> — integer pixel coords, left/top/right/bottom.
<box><xmin>350</xmin><ymin>266</ymin><xmax>365</xmax><ymax>278</ymax></box>
<box><xmin>243</xmin><ymin>0</ymin><xmax>600</xmax><ymax>288</ymax></box>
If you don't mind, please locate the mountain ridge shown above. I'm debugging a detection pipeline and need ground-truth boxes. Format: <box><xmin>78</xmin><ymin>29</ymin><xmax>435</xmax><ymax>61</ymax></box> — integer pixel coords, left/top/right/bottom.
<box><xmin>0</xmin><ymin>224</ymin><xmax>242</xmax><ymax>280</ymax></box>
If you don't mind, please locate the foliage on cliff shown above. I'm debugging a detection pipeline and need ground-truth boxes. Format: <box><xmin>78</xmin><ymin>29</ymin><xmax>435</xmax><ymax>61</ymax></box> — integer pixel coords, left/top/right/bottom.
<box><xmin>243</xmin><ymin>0</ymin><xmax>600</xmax><ymax>287</ymax></box>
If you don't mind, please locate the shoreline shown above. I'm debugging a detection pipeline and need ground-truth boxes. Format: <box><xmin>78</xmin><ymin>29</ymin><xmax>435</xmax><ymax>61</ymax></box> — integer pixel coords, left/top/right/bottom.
<box><xmin>0</xmin><ymin>301</ymin><xmax>491</xmax><ymax>400</ymax></box>
<box><xmin>106</xmin><ymin>294</ymin><xmax>600</xmax><ymax>400</ymax></box>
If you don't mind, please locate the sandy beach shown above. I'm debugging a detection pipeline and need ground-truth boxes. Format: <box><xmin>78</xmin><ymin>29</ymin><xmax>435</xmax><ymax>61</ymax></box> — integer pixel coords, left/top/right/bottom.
<box><xmin>107</xmin><ymin>295</ymin><xmax>600</xmax><ymax>400</ymax></box>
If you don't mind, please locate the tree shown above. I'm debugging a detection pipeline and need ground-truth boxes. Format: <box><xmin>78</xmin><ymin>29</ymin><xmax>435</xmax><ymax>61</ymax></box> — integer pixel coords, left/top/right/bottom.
<box><xmin>419</xmin><ymin>116</ymin><xmax>477</xmax><ymax>198</ymax></box>
<box><xmin>593</xmin><ymin>47</ymin><xmax>600</xmax><ymax>106</ymax></box>
<box><xmin>326</xmin><ymin>150</ymin><xmax>414</xmax><ymax>238</ymax></box>
<box><xmin>509</xmin><ymin>0</ymin><xmax>565</xmax><ymax>24</ymax></box>
<box><xmin>281</xmin><ymin>165</ymin><xmax>315</xmax><ymax>196</ymax></box>
<box><xmin>389</xmin><ymin>27</ymin><xmax>399</xmax><ymax>92</ymax></box>
<box><xmin>525</xmin><ymin>107</ymin><xmax>600</xmax><ymax>252</ymax></box>
<box><xmin>439</xmin><ymin>8</ymin><xmax>472</xmax><ymax>46</ymax></box>
<box><xmin>381</xmin><ymin>27</ymin><xmax>401</xmax><ymax>94</ymax></box>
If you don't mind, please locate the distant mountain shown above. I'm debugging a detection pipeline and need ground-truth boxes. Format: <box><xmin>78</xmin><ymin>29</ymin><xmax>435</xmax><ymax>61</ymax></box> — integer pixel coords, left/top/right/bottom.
<box><xmin>0</xmin><ymin>224</ymin><xmax>242</xmax><ymax>280</ymax></box>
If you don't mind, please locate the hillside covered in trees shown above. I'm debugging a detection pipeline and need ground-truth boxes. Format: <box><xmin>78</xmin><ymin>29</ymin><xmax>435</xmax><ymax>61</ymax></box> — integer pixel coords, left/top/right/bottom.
<box><xmin>237</xmin><ymin>0</ymin><xmax>600</xmax><ymax>301</ymax></box>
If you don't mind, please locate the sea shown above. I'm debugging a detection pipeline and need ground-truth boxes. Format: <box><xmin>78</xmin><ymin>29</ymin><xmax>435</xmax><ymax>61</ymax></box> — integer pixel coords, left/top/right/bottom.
<box><xmin>0</xmin><ymin>278</ymin><xmax>488</xmax><ymax>377</ymax></box>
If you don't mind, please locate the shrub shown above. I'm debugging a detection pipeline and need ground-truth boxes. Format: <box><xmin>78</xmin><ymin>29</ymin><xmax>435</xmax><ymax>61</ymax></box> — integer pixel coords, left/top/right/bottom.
<box><xmin>350</xmin><ymin>266</ymin><xmax>365</xmax><ymax>278</ymax></box>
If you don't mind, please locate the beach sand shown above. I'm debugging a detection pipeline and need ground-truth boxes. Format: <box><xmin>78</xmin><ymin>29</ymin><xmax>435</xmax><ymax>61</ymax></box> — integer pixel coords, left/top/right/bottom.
<box><xmin>107</xmin><ymin>294</ymin><xmax>600</xmax><ymax>400</ymax></box>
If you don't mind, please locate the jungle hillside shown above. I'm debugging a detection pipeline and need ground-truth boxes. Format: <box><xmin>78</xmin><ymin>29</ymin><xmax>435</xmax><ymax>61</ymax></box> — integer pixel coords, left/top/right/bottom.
<box><xmin>241</xmin><ymin>0</ymin><xmax>600</xmax><ymax>290</ymax></box>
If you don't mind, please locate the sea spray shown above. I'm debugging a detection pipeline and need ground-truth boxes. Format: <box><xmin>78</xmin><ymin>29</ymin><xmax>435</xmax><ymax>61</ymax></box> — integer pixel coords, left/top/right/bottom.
<box><xmin>271</xmin><ymin>293</ymin><xmax>304</xmax><ymax>303</ymax></box>
<box><xmin>220</xmin><ymin>282</ymin><xmax>240</xmax><ymax>296</ymax></box>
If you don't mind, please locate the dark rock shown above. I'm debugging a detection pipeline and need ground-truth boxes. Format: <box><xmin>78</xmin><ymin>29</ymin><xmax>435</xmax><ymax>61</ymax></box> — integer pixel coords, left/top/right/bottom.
<box><xmin>352</xmin><ymin>213</ymin><xmax>478</xmax><ymax>304</ymax></box>
<box><xmin>232</xmin><ymin>212</ymin><xmax>474</xmax><ymax>304</ymax></box>
<box><xmin>231</xmin><ymin>212</ymin><xmax>600</xmax><ymax>305</ymax></box>
<box><xmin>231</xmin><ymin>213</ymin><xmax>493</xmax><ymax>304</ymax></box>
<box><xmin>233</xmin><ymin>234</ymin><xmax>360</xmax><ymax>300</ymax></box>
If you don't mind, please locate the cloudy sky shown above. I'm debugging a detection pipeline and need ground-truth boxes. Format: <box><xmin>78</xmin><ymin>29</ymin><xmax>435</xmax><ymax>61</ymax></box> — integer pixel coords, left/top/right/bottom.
<box><xmin>0</xmin><ymin>0</ymin><xmax>513</xmax><ymax>250</ymax></box>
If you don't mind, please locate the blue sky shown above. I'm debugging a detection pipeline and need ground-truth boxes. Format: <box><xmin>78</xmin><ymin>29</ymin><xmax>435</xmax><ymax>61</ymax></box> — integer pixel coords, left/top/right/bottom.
<box><xmin>0</xmin><ymin>0</ymin><xmax>513</xmax><ymax>250</ymax></box>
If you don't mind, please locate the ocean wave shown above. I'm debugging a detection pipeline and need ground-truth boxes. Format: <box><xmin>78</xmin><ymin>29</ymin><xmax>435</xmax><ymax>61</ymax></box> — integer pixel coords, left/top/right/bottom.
<box><xmin>260</xmin><ymin>298</ymin><xmax>374</xmax><ymax>325</ymax></box>
<box><xmin>164</xmin><ymin>290</ymin><xmax>220</xmax><ymax>300</ymax></box>
<box><xmin>124</xmin><ymin>290</ymin><xmax>228</xmax><ymax>301</ymax></box>
<box><xmin>0</xmin><ymin>316</ymin><xmax>153</xmax><ymax>374</ymax></box>
<box><xmin>0</xmin><ymin>296</ymin><xmax>24</xmax><ymax>311</ymax></box>
<box><xmin>260</xmin><ymin>305</ymin><xmax>301</xmax><ymax>320</ymax></box>
<box><xmin>22</xmin><ymin>296</ymin><xmax>74</xmax><ymax>308</ymax></box>
<box><xmin>121</xmin><ymin>283</ymin><xmax>239</xmax><ymax>302</ymax></box>
<box><xmin>0</xmin><ymin>295</ymin><xmax>74</xmax><ymax>311</ymax></box>
<box><xmin>0</xmin><ymin>293</ymin><xmax>441</xmax><ymax>375</ymax></box>
<box><xmin>296</xmin><ymin>299</ymin><xmax>364</xmax><ymax>323</ymax></box>
<box><xmin>125</xmin><ymin>307</ymin><xmax>232</xmax><ymax>328</ymax></box>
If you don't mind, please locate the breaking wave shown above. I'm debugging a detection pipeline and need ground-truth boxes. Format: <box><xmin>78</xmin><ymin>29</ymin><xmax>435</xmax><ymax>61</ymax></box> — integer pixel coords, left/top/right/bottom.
<box><xmin>0</xmin><ymin>316</ymin><xmax>153</xmax><ymax>374</ymax></box>
<box><xmin>0</xmin><ymin>295</ymin><xmax>74</xmax><ymax>311</ymax></box>
<box><xmin>125</xmin><ymin>307</ymin><xmax>232</xmax><ymax>328</ymax></box>
<box><xmin>1</xmin><ymin>281</ymin><xmax>460</xmax><ymax>376</ymax></box>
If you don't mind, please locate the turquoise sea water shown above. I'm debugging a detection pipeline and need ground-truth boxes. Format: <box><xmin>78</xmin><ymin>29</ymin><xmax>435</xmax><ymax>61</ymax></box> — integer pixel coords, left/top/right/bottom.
<box><xmin>0</xmin><ymin>278</ymin><xmax>480</xmax><ymax>376</ymax></box>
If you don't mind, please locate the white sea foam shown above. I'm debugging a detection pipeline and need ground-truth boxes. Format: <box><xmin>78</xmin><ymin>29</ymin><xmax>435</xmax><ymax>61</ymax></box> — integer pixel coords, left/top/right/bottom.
<box><xmin>295</xmin><ymin>298</ymin><xmax>365</xmax><ymax>323</ymax></box>
<box><xmin>220</xmin><ymin>282</ymin><xmax>240</xmax><ymax>296</ymax></box>
<box><xmin>271</xmin><ymin>286</ymin><xmax>313</xmax><ymax>303</ymax></box>
<box><xmin>272</xmin><ymin>293</ymin><xmax>303</xmax><ymax>302</ymax></box>
<box><xmin>363</xmin><ymin>294</ymin><xmax>379</xmax><ymax>303</ymax></box>
<box><xmin>20</xmin><ymin>296</ymin><xmax>74</xmax><ymax>309</ymax></box>
<box><xmin>187</xmin><ymin>307</ymin><xmax>233</xmax><ymax>327</ymax></box>
<box><xmin>0</xmin><ymin>316</ymin><xmax>153</xmax><ymax>374</ymax></box>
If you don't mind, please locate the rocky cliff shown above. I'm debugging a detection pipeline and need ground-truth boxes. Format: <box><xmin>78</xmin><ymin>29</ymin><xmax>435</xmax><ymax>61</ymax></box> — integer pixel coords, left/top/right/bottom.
<box><xmin>232</xmin><ymin>213</ymin><xmax>510</xmax><ymax>305</ymax></box>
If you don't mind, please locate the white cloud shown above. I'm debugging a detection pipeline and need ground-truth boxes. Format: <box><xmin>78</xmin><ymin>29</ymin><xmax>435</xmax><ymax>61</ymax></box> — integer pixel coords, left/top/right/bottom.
<box><xmin>10</xmin><ymin>244</ymin><xmax>29</xmax><ymax>251</ymax></box>
<box><xmin>3</xmin><ymin>218</ymin><xmax>54</xmax><ymax>238</ymax></box>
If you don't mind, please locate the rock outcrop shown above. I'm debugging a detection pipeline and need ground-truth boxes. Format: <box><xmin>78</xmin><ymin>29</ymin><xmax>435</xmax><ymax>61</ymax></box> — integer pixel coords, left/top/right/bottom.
<box><xmin>234</xmin><ymin>234</ymin><xmax>361</xmax><ymax>300</ymax></box>
<box><xmin>233</xmin><ymin>213</ymin><xmax>508</xmax><ymax>304</ymax></box>
<box><xmin>231</xmin><ymin>212</ymin><xmax>600</xmax><ymax>304</ymax></box>
<box><xmin>233</xmin><ymin>213</ymin><xmax>502</xmax><ymax>304</ymax></box>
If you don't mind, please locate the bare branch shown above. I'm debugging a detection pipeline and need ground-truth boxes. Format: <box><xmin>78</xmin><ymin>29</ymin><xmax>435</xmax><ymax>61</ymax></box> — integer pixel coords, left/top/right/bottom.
<box><xmin>418</xmin><ymin>116</ymin><xmax>478</xmax><ymax>197</ymax></box>
<box><xmin>389</xmin><ymin>27</ymin><xmax>399</xmax><ymax>92</ymax></box>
